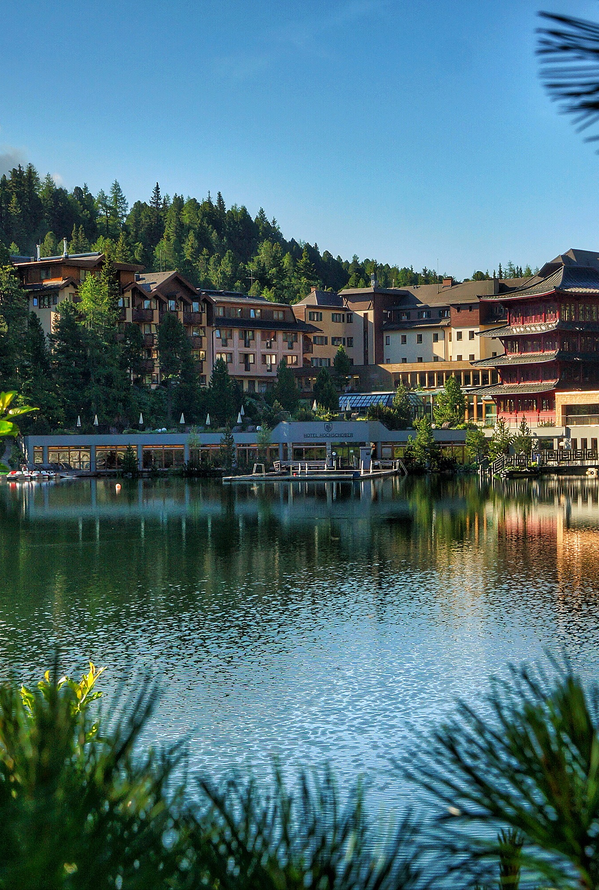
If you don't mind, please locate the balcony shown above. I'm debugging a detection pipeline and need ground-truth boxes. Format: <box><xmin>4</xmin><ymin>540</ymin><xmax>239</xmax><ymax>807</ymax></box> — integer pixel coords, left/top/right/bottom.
<box><xmin>133</xmin><ymin>308</ymin><xmax>154</xmax><ymax>323</ymax></box>
<box><xmin>190</xmin><ymin>336</ymin><xmax>203</xmax><ymax>349</ymax></box>
<box><xmin>183</xmin><ymin>311</ymin><xmax>203</xmax><ymax>324</ymax></box>
<box><xmin>140</xmin><ymin>359</ymin><xmax>155</xmax><ymax>372</ymax></box>
<box><xmin>143</xmin><ymin>334</ymin><xmax>155</xmax><ymax>348</ymax></box>
<box><xmin>118</xmin><ymin>308</ymin><xmax>127</xmax><ymax>321</ymax></box>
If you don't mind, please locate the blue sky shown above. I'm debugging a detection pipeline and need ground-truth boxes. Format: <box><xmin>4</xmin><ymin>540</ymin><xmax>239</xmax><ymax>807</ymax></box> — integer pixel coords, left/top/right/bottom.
<box><xmin>1</xmin><ymin>0</ymin><xmax>598</xmax><ymax>279</ymax></box>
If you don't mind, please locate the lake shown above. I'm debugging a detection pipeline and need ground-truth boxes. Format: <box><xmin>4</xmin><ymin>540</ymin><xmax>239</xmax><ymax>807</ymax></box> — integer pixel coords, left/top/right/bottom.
<box><xmin>1</xmin><ymin>473</ymin><xmax>598</xmax><ymax>823</ymax></box>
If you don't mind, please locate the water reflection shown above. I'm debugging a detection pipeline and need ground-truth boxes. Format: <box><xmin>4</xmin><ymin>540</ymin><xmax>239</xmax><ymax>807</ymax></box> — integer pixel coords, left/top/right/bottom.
<box><xmin>1</xmin><ymin>475</ymin><xmax>599</xmax><ymax>816</ymax></box>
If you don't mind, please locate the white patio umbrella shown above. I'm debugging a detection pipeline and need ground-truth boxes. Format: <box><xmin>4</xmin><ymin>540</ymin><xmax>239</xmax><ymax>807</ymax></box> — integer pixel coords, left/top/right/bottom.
<box><xmin>179</xmin><ymin>413</ymin><xmax>185</xmax><ymax>424</ymax></box>
<box><xmin>312</xmin><ymin>400</ymin><xmax>317</xmax><ymax>411</ymax></box>
<box><xmin>240</xmin><ymin>405</ymin><xmax>245</xmax><ymax>416</ymax></box>
<box><xmin>93</xmin><ymin>414</ymin><xmax>99</xmax><ymax>427</ymax></box>
<box><xmin>76</xmin><ymin>415</ymin><xmax>81</xmax><ymax>428</ymax></box>
<box><xmin>138</xmin><ymin>412</ymin><xmax>144</xmax><ymax>425</ymax></box>
<box><xmin>205</xmin><ymin>413</ymin><xmax>211</xmax><ymax>427</ymax></box>
<box><xmin>237</xmin><ymin>412</ymin><xmax>243</xmax><ymax>424</ymax></box>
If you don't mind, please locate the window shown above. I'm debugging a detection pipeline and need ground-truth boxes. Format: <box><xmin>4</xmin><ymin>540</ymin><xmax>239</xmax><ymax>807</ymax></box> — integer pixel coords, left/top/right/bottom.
<box><xmin>143</xmin><ymin>299</ymin><xmax>154</xmax><ymax>310</ymax></box>
<box><xmin>313</xmin><ymin>336</ymin><xmax>328</xmax><ymax>345</ymax></box>
<box><xmin>286</xmin><ymin>355</ymin><xmax>299</xmax><ymax>366</ymax></box>
<box><xmin>401</xmin><ymin>335</ymin><xmax>407</xmax><ymax>344</ymax></box>
<box><xmin>456</xmin><ymin>354</ymin><xmax>462</xmax><ymax>361</ymax></box>
<box><xmin>191</xmin><ymin>326</ymin><xmax>205</xmax><ymax>337</ymax></box>
<box><xmin>32</xmin><ymin>297</ymin><xmax>38</xmax><ymax>307</ymax></box>
<box><xmin>439</xmin><ymin>308</ymin><xmax>450</xmax><ymax>318</ymax></box>
<box><xmin>310</xmin><ymin>357</ymin><xmax>331</xmax><ymax>367</ymax></box>
<box><xmin>262</xmin><ymin>353</ymin><xmax>277</xmax><ymax>366</ymax></box>
<box><xmin>346</xmin><ymin>337</ymin><xmax>353</xmax><ymax>347</ymax></box>
<box><xmin>143</xmin><ymin>324</ymin><xmax>152</xmax><ymax>334</ymax></box>
<box><xmin>345</xmin><ymin>313</ymin><xmax>353</xmax><ymax>323</ymax></box>
<box><xmin>456</xmin><ymin>331</ymin><xmax>463</xmax><ymax>340</ymax></box>
<box><xmin>332</xmin><ymin>337</ymin><xmax>344</xmax><ymax>346</ymax></box>
<box><xmin>241</xmin><ymin>329</ymin><xmax>255</xmax><ymax>342</ymax></box>
<box><xmin>469</xmin><ymin>330</ymin><xmax>475</xmax><ymax>340</ymax></box>
<box><xmin>250</xmin><ymin>308</ymin><xmax>262</xmax><ymax>318</ymax></box>
<box><xmin>433</xmin><ymin>332</ymin><xmax>439</xmax><ymax>342</ymax></box>
<box><xmin>400</xmin><ymin>312</ymin><xmax>411</xmax><ymax>321</ymax></box>
<box><xmin>273</xmin><ymin>310</ymin><xmax>285</xmax><ymax>321</ymax></box>
<box><xmin>417</xmin><ymin>310</ymin><xmax>431</xmax><ymax>319</ymax></box>
<box><xmin>241</xmin><ymin>353</ymin><xmax>255</xmax><ymax>365</ymax></box>
<box><xmin>469</xmin><ymin>354</ymin><xmax>475</xmax><ymax>361</ymax></box>
<box><xmin>118</xmin><ymin>297</ymin><xmax>130</xmax><ymax>308</ymax></box>
<box><xmin>216</xmin><ymin>352</ymin><xmax>232</xmax><ymax>363</ymax></box>
<box><xmin>262</xmin><ymin>331</ymin><xmax>277</xmax><ymax>343</ymax></box>
<box><xmin>417</xmin><ymin>334</ymin><xmax>423</xmax><ymax>344</ymax></box>
<box><xmin>168</xmin><ymin>299</ymin><xmax>177</xmax><ymax>312</ymax></box>
<box><xmin>417</xmin><ymin>357</ymin><xmax>423</xmax><ymax>363</ymax></box>
<box><xmin>332</xmin><ymin>313</ymin><xmax>343</xmax><ymax>323</ymax></box>
<box><xmin>401</xmin><ymin>357</ymin><xmax>407</xmax><ymax>363</ymax></box>
<box><xmin>192</xmin><ymin>300</ymin><xmax>201</xmax><ymax>313</ymax></box>
<box><xmin>308</xmin><ymin>311</ymin><xmax>322</xmax><ymax>322</ymax></box>
<box><xmin>385</xmin><ymin>335</ymin><xmax>390</xmax><ymax>345</ymax></box>
<box><xmin>215</xmin><ymin>306</ymin><xmax>225</xmax><ymax>317</ymax></box>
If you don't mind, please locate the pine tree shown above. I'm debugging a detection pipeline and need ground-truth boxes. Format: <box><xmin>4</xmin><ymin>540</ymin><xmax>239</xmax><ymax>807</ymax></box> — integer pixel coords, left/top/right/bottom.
<box><xmin>392</xmin><ymin>383</ymin><xmax>413</xmax><ymax>429</ymax></box>
<box><xmin>433</xmin><ymin>376</ymin><xmax>466</xmax><ymax>427</ymax></box>
<box><xmin>313</xmin><ymin>368</ymin><xmax>339</xmax><ymax>412</ymax></box>
<box><xmin>208</xmin><ymin>358</ymin><xmax>236</xmax><ymax>427</ymax></box>
<box><xmin>273</xmin><ymin>358</ymin><xmax>299</xmax><ymax>413</ymax></box>
<box><xmin>333</xmin><ymin>345</ymin><xmax>351</xmax><ymax>387</ymax></box>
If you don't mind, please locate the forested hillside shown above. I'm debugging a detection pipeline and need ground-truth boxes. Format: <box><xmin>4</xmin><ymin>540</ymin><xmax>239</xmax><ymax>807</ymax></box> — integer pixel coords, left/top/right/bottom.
<box><xmin>0</xmin><ymin>163</ymin><xmax>448</xmax><ymax>302</ymax></box>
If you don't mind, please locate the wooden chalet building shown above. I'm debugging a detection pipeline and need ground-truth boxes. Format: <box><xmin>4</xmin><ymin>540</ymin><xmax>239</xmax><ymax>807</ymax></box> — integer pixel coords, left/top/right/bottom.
<box><xmin>476</xmin><ymin>249</ymin><xmax>599</xmax><ymax>425</ymax></box>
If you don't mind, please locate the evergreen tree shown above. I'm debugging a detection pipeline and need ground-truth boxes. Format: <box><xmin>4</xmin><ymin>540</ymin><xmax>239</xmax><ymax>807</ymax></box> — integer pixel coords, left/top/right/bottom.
<box><xmin>40</xmin><ymin>230</ymin><xmax>59</xmax><ymax>258</ymax></box>
<box><xmin>120</xmin><ymin>323</ymin><xmax>145</xmax><ymax>381</ymax></box>
<box><xmin>0</xmin><ymin>266</ymin><xmax>28</xmax><ymax>386</ymax></box>
<box><xmin>488</xmin><ymin>418</ymin><xmax>514</xmax><ymax>461</ymax></box>
<box><xmin>273</xmin><ymin>358</ymin><xmax>299</xmax><ymax>413</ymax></box>
<box><xmin>410</xmin><ymin>415</ymin><xmax>441</xmax><ymax>470</ymax></box>
<box><xmin>392</xmin><ymin>383</ymin><xmax>413</xmax><ymax>429</ymax></box>
<box><xmin>313</xmin><ymin>368</ymin><xmax>339</xmax><ymax>412</ymax></box>
<box><xmin>333</xmin><ymin>345</ymin><xmax>351</xmax><ymax>387</ymax></box>
<box><xmin>513</xmin><ymin>416</ymin><xmax>533</xmax><ymax>458</ymax></box>
<box><xmin>465</xmin><ymin>427</ymin><xmax>488</xmax><ymax>461</ymax></box>
<box><xmin>433</xmin><ymin>376</ymin><xmax>466</xmax><ymax>427</ymax></box>
<box><xmin>208</xmin><ymin>358</ymin><xmax>236</xmax><ymax>427</ymax></box>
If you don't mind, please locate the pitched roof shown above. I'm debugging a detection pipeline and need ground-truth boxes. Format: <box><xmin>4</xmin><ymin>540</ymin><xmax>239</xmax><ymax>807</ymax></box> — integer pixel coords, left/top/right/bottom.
<box><xmin>539</xmin><ymin>248</ymin><xmax>599</xmax><ymax>277</ymax></box>
<box><xmin>294</xmin><ymin>290</ymin><xmax>345</xmax><ymax>308</ymax></box>
<box><xmin>134</xmin><ymin>270</ymin><xmax>197</xmax><ymax>295</ymax></box>
<box><xmin>480</xmin><ymin>264</ymin><xmax>599</xmax><ymax>301</ymax></box>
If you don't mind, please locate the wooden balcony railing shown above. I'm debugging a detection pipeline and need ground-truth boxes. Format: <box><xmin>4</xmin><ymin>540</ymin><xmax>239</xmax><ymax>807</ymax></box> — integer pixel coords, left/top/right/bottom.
<box><xmin>133</xmin><ymin>308</ymin><xmax>154</xmax><ymax>322</ymax></box>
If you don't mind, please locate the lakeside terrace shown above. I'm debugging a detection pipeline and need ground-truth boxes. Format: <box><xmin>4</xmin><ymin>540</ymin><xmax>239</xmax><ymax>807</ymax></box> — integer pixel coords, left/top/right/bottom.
<box><xmin>24</xmin><ymin>421</ymin><xmax>468</xmax><ymax>472</ymax></box>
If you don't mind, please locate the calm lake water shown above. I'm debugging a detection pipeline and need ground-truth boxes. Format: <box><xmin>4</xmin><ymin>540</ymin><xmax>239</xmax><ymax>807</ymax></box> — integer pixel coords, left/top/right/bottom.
<box><xmin>1</xmin><ymin>474</ymin><xmax>599</xmax><ymax>821</ymax></box>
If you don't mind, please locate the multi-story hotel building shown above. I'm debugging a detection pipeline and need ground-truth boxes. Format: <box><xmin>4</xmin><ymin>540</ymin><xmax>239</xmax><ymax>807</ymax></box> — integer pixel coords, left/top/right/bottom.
<box><xmin>11</xmin><ymin>249</ymin><xmax>313</xmax><ymax>393</ymax></box>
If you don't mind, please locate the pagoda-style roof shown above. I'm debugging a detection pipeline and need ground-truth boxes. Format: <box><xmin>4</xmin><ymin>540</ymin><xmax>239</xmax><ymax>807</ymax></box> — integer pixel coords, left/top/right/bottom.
<box><xmin>480</xmin><ymin>320</ymin><xmax>599</xmax><ymax>338</ymax></box>
<box><xmin>480</xmin><ymin>265</ymin><xmax>599</xmax><ymax>302</ymax></box>
<box><xmin>480</xmin><ymin>381</ymin><xmax>559</xmax><ymax>396</ymax></box>
<box><xmin>476</xmin><ymin>349</ymin><xmax>599</xmax><ymax>368</ymax></box>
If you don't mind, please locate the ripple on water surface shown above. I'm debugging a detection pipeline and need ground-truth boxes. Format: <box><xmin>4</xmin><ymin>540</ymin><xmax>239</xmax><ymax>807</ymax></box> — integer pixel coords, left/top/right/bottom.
<box><xmin>1</xmin><ymin>475</ymin><xmax>599</xmax><ymax>818</ymax></box>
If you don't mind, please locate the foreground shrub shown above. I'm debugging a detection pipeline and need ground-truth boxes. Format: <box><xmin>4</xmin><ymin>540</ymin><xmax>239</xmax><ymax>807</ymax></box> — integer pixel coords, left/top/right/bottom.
<box><xmin>408</xmin><ymin>659</ymin><xmax>599</xmax><ymax>889</ymax></box>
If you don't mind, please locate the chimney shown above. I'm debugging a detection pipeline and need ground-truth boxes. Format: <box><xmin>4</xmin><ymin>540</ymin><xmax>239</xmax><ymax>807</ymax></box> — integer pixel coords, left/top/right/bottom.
<box><xmin>370</xmin><ymin>272</ymin><xmax>378</xmax><ymax>289</ymax></box>
<box><xmin>63</xmin><ymin>237</ymin><xmax>68</xmax><ymax>257</ymax></box>
<box><xmin>36</xmin><ymin>244</ymin><xmax>41</xmax><ymax>261</ymax></box>
<box><xmin>442</xmin><ymin>277</ymin><xmax>454</xmax><ymax>288</ymax></box>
